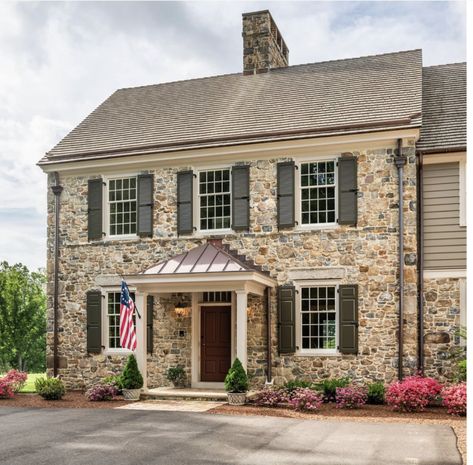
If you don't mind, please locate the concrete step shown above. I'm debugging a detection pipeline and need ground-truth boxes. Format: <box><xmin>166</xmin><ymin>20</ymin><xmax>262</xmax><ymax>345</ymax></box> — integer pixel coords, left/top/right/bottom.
<box><xmin>143</xmin><ymin>387</ymin><xmax>228</xmax><ymax>402</ymax></box>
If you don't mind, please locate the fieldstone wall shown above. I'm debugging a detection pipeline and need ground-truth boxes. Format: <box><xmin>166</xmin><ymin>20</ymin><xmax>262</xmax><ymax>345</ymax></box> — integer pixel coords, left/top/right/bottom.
<box><xmin>423</xmin><ymin>278</ymin><xmax>464</xmax><ymax>381</ymax></box>
<box><xmin>46</xmin><ymin>145</ymin><xmax>423</xmax><ymax>389</ymax></box>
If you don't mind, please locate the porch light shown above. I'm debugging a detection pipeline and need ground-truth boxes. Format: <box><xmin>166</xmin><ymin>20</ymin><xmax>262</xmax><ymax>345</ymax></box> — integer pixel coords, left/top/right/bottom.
<box><xmin>174</xmin><ymin>301</ymin><xmax>191</xmax><ymax>317</ymax></box>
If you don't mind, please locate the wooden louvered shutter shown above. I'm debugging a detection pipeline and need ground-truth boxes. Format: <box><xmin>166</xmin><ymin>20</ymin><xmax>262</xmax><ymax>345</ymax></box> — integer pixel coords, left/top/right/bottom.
<box><xmin>147</xmin><ymin>295</ymin><xmax>154</xmax><ymax>354</ymax></box>
<box><xmin>232</xmin><ymin>165</ymin><xmax>250</xmax><ymax>231</ymax></box>
<box><xmin>338</xmin><ymin>156</ymin><xmax>358</xmax><ymax>225</ymax></box>
<box><xmin>338</xmin><ymin>285</ymin><xmax>359</xmax><ymax>354</ymax></box>
<box><xmin>278</xmin><ymin>285</ymin><xmax>296</xmax><ymax>354</ymax></box>
<box><xmin>277</xmin><ymin>161</ymin><xmax>295</xmax><ymax>229</ymax></box>
<box><xmin>177</xmin><ymin>170</ymin><xmax>194</xmax><ymax>235</ymax></box>
<box><xmin>88</xmin><ymin>179</ymin><xmax>103</xmax><ymax>241</ymax></box>
<box><xmin>137</xmin><ymin>174</ymin><xmax>154</xmax><ymax>237</ymax></box>
<box><xmin>86</xmin><ymin>290</ymin><xmax>102</xmax><ymax>353</ymax></box>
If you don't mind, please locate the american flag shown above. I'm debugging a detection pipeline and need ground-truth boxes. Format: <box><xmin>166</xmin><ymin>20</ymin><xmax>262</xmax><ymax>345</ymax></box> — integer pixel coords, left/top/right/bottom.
<box><xmin>120</xmin><ymin>280</ymin><xmax>137</xmax><ymax>351</ymax></box>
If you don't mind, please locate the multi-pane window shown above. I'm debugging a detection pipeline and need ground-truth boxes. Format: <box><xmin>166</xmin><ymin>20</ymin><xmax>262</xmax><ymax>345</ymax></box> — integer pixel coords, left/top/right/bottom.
<box><xmin>300</xmin><ymin>161</ymin><xmax>336</xmax><ymax>224</ymax></box>
<box><xmin>199</xmin><ymin>169</ymin><xmax>231</xmax><ymax>230</ymax></box>
<box><xmin>109</xmin><ymin>177</ymin><xmax>137</xmax><ymax>236</ymax></box>
<box><xmin>203</xmin><ymin>291</ymin><xmax>232</xmax><ymax>303</ymax></box>
<box><xmin>107</xmin><ymin>292</ymin><xmax>135</xmax><ymax>349</ymax></box>
<box><xmin>301</xmin><ymin>286</ymin><xmax>336</xmax><ymax>350</ymax></box>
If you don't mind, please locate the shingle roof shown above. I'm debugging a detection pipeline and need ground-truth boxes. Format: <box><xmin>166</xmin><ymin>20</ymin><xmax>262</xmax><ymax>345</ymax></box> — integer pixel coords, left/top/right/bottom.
<box><xmin>39</xmin><ymin>49</ymin><xmax>423</xmax><ymax>165</ymax></box>
<box><xmin>417</xmin><ymin>63</ymin><xmax>466</xmax><ymax>153</ymax></box>
<box><xmin>142</xmin><ymin>243</ymin><xmax>264</xmax><ymax>275</ymax></box>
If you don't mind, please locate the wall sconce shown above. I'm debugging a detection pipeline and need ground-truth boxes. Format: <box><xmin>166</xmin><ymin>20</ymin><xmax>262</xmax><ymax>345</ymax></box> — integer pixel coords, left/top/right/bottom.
<box><xmin>174</xmin><ymin>301</ymin><xmax>191</xmax><ymax>318</ymax></box>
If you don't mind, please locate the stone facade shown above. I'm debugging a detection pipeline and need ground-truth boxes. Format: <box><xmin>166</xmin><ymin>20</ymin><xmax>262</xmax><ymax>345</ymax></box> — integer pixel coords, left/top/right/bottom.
<box><xmin>46</xmin><ymin>144</ymin><xmax>427</xmax><ymax>390</ymax></box>
<box><xmin>423</xmin><ymin>278</ymin><xmax>465</xmax><ymax>381</ymax></box>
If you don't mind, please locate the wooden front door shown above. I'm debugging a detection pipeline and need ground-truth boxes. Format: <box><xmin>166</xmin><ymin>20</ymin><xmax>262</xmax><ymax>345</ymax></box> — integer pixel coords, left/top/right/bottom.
<box><xmin>201</xmin><ymin>306</ymin><xmax>231</xmax><ymax>382</ymax></box>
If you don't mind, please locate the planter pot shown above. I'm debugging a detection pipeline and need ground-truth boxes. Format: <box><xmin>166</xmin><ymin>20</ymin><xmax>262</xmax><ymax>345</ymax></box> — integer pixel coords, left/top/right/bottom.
<box><xmin>227</xmin><ymin>392</ymin><xmax>246</xmax><ymax>406</ymax></box>
<box><xmin>122</xmin><ymin>388</ymin><xmax>141</xmax><ymax>401</ymax></box>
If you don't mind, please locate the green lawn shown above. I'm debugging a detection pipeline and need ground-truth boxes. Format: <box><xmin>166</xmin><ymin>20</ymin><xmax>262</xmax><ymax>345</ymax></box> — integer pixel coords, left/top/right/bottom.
<box><xmin>20</xmin><ymin>373</ymin><xmax>47</xmax><ymax>393</ymax></box>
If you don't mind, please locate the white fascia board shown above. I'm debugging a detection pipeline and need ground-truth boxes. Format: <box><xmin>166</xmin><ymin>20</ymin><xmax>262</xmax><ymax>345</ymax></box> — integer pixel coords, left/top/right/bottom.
<box><xmin>39</xmin><ymin>127</ymin><xmax>420</xmax><ymax>175</ymax></box>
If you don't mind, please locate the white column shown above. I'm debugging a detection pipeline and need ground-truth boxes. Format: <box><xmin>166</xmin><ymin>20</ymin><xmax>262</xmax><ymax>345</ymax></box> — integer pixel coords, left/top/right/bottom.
<box><xmin>235</xmin><ymin>290</ymin><xmax>248</xmax><ymax>370</ymax></box>
<box><xmin>134</xmin><ymin>292</ymin><xmax>147</xmax><ymax>390</ymax></box>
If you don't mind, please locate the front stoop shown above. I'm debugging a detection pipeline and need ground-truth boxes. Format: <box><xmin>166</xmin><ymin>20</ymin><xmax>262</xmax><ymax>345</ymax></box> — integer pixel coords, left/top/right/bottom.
<box><xmin>142</xmin><ymin>387</ymin><xmax>227</xmax><ymax>402</ymax></box>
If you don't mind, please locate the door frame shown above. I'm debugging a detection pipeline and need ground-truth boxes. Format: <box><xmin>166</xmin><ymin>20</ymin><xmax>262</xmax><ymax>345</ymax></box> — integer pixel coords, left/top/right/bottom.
<box><xmin>191</xmin><ymin>292</ymin><xmax>235</xmax><ymax>388</ymax></box>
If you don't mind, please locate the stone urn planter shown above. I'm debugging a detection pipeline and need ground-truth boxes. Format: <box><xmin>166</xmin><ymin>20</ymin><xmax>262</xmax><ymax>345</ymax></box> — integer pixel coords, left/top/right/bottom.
<box><xmin>227</xmin><ymin>391</ymin><xmax>246</xmax><ymax>406</ymax></box>
<box><xmin>122</xmin><ymin>388</ymin><xmax>141</xmax><ymax>401</ymax></box>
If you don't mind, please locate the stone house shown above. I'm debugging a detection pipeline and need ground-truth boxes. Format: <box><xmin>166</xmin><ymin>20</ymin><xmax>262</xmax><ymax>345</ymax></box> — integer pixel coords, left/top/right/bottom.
<box><xmin>38</xmin><ymin>10</ymin><xmax>466</xmax><ymax>390</ymax></box>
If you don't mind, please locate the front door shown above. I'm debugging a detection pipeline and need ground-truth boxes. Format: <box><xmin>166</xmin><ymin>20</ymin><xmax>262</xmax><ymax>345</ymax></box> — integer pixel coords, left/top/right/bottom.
<box><xmin>201</xmin><ymin>306</ymin><xmax>231</xmax><ymax>382</ymax></box>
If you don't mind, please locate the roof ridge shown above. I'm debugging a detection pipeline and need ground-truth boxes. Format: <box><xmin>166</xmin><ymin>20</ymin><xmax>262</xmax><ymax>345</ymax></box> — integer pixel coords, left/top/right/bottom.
<box><xmin>116</xmin><ymin>49</ymin><xmax>423</xmax><ymax>93</ymax></box>
<box><xmin>423</xmin><ymin>62</ymin><xmax>466</xmax><ymax>70</ymax></box>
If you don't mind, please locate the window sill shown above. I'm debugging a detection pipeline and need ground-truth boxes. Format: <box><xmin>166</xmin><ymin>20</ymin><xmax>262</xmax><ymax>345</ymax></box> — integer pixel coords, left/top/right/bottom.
<box><xmin>103</xmin><ymin>234</ymin><xmax>139</xmax><ymax>242</ymax></box>
<box><xmin>295</xmin><ymin>223</ymin><xmax>338</xmax><ymax>232</ymax></box>
<box><xmin>103</xmin><ymin>349</ymin><xmax>134</xmax><ymax>356</ymax></box>
<box><xmin>295</xmin><ymin>350</ymin><xmax>340</xmax><ymax>357</ymax></box>
<box><xmin>196</xmin><ymin>229</ymin><xmax>234</xmax><ymax>236</ymax></box>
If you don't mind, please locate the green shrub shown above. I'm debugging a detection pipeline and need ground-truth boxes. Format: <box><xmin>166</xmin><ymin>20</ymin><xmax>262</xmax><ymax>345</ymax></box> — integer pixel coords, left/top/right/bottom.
<box><xmin>35</xmin><ymin>377</ymin><xmax>65</xmax><ymax>400</ymax></box>
<box><xmin>367</xmin><ymin>382</ymin><xmax>385</xmax><ymax>404</ymax></box>
<box><xmin>224</xmin><ymin>358</ymin><xmax>248</xmax><ymax>393</ymax></box>
<box><xmin>456</xmin><ymin>360</ymin><xmax>466</xmax><ymax>382</ymax></box>
<box><xmin>166</xmin><ymin>366</ymin><xmax>185</xmax><ymax>386</ymax></box>
<box><xmin>314</xmin><ymin>377</ymin><xmax>350</xmax><ymax>402</ymax></box>
<box><xmin>121</xmin><ymin>355</ymin><xmax>143</xmax><ymax>390</ymax></box>
<box><xmin>103</xmin><ymin>375</ymin><xmax>124</xmax><ymax>392</ymax></box>
<box><xmin>283</xmin><ymin>379</ymin><xmax>314</xmax><ymax>394</ymax></box>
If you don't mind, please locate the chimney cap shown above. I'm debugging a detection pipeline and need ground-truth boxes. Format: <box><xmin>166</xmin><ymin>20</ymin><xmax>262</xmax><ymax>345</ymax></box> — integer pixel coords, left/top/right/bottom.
<box><xmin>242</xmin><ymin>9</ymin><xmax>271</xmax><ymax>17</ymax></box>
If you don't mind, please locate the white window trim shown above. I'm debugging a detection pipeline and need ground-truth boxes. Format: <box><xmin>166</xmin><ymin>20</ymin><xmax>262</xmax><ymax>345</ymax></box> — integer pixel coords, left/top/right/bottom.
<box><xmin>294</xmin><ymin>280</ymin><xmax>340</xmax><ymax>356</ymax></box>
<box><xmin>194</xmin><ymin>166</ymin><xmax>232</xmax><ymax>234</ymax></box>
<box><xmin>102</xmin><ymin>173</ymin><xmax>139</xmax><ymax>241</ymax></box>
<box><xmin>294</xmin><ymin>158</ymin><xmax>338</xmax><ymax>231</ymax></box>
<box><xmin>102</xmin><ymin>288</ymin><xmax>136</xmax><ymax>356</ymax></box>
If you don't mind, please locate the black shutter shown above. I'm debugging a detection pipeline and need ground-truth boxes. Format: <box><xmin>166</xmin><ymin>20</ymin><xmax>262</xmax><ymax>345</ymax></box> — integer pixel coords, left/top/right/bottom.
<box><xmin>278</xmin><ymin>285</ymin><xmax>296</xmax><ymax>354</ymax></box>
<box><xmin>88</xmin><ymin>179</ymin><xmax>103</xmax><ymax>241</ymax></box>
<box><xmin>147</xmin><ymin>295</ymin><xmax>154</xmax><ymax>354</ymax></box>
<box><xmin>277</xmin><ymin>161</ymin><xmax>295</xmax><ymax>229</ymax></box>
<box><xmin>232</xmin><ymin>165</ymin><xmax>250</xmax><ymax>231</ymax></box>
<box><xmin>86</xmin><ymin>290</ymin><xmax>102</xmax><ymax>353</ymax></box>
<box><xmin>177</xmin><ymin>170</ymin><xmax>193</xmax><ymax>235</ymax></box>
<box><xmin>338</xmin><ymin>285</ymin><xmax>359</xmax><ymax>354</ymax></box>
<box><xmin>137</xmin><ymin>174</ymin><xmax>154</xmax><ymax>237</ymax></box>
<box><xmin>338</xmin><ymin>156</ymin><xmax>358</xmax><ymax>225</ymax></box>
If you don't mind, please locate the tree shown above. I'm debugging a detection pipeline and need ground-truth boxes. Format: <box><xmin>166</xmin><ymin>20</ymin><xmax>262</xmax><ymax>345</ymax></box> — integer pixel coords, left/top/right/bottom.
<box><xmin>0</xmin><ymin>262</ymin><xmax>46</xmax><ymax>372</ymax></box>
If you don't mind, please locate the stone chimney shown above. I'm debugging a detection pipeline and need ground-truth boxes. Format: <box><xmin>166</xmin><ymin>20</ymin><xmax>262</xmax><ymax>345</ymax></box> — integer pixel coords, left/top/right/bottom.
<box><xmin>242</xmin><ymin>10</ymin><xmax>289</xmax><ymax>75</ymax></box>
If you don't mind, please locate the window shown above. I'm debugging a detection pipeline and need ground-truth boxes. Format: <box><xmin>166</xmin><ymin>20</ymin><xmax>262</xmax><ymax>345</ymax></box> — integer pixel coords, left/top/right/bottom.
<box><xmin>300</xmin><ymin>286</ymin><xmax>337</xmax><ymax>351</ymax></box>
<box><xmin>107</xmin><ymin>292</ymin><xmax>135</xmax><ymax>349</ymax></box>
<box><xmin>109</xmin><ymin>177</ymin><xmax>137</xmax><ymax>236</ymax></box>
<box><xmin>203</xmin><ymin>291</ymin><xmax>232</xmax><ymax>303</ymax></box>
<box><xmin>199</xmin><ymin>169</ymin><xmax>231</xmax><ymax>230</ymax></box>
<box><xmin>300</xmin><ymin>160</ymin><xmax>336</xmax><ymax>225</ymax></box>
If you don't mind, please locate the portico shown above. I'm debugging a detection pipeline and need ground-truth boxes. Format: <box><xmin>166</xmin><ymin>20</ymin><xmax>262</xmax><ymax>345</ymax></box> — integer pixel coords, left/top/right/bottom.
<box><xmin>126</xmin><ymin>242</ymin><xmax>276</xmax><ymax>389</ymax></box>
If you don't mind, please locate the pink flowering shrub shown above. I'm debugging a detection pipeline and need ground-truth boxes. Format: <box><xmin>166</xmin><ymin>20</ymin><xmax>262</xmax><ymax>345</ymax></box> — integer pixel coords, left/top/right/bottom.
<box><xmin>288</xmin><ymin>388</ymin><xmax>324</xmax><ymax>412</ymax></box>
<box><xmin>85</xmin><ymin>384</ymin><xmax>118</xmax><ymax>401</ymax></box>
<box><xmin>0</xmin><ymin>370</ymin><xmax>28</xmax><ymax>398</ymax></box>
<box><xmin>3</xmin><ymin>370</ymin><xmax>28</xmax><ymax>393</ymax></box>
<box><xmin>442</xmin><ymin>384</ymin><xmax>466</xmax><ymax>416</ymax></box>
<box><xmin>253</xmin><ymin>388</ymin><xmax>288</xmax><ymax>407</ymax></box>
<box><xmin>386</xmin><ymin>376</ymin><xmax>442</xmax><ymax>412</ymax></box>
<box><xmin>335</xmin><ymin>386</ymin><xmax>367</xmax><ymax>409</ymax></box>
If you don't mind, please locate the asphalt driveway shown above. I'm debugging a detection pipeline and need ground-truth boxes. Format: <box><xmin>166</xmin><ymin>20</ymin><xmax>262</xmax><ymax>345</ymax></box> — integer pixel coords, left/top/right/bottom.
<box><xmin>0</xmin><ymin>407</ymin><xmax>462</xmax><ymax>465</ymax></box>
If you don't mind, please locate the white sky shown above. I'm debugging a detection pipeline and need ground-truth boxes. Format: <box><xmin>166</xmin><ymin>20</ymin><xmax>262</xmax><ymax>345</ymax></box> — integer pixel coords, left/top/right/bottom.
<box><xmin>0</xmin><ymin>1</ymin><xmax>467</xmax><ymax>270</ymax></box>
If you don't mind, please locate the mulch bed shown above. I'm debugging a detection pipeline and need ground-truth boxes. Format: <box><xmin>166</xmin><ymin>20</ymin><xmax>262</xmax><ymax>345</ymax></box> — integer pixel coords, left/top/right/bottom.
<box><xmin>0</xmin><ymin>391</ymin><xmax>131</xmax><ymax>409</ymax></box>
<box><xmin>208</xmin><ymin>403</ymin><xmax>466</xmax><ymax>463</ymax></box>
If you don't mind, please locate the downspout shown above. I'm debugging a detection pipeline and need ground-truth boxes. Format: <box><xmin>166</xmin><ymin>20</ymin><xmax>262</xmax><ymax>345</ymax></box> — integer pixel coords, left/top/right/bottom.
<box><xmin>416</xmin><ymin>152</ymin><xmax>425</xmax><ymax>374</ymax></box>
<box><xmin>51</xmin><ymin>172</ymin><xmax>63</xmax><ymax>377</ymax></box>
<box><xmin>265</xmin><ymin>287</ymin><xmax>273</xmax><ymax>384</ymax></box>
<box><xmin>394</xmin><ymin>139</ymin><xmax>407</xmax><ymax>381</ymax></box>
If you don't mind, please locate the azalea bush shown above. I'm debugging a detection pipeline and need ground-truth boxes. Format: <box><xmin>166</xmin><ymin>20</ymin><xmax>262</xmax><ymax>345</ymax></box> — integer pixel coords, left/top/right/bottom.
<box><xmin>85</xmin><ymin>384</ymin><xmax>118</xmax><ymax>402</ymax></box>
<box><xmin>0</xmin><ymin>370</ymin><xmax>28</xmax><ymax>398</ymax></box>
<box><xmin>288</xmin><ymin>388</ymin><xmax>324</xmax><ymax>412</ymax></box>
<box><xmin>253</xmin><ymin>388</ymin><xmax>288</xmax><ymax>407</ymax></box>
<box><xmin>386</xmin><ymin>376</ymin><xmax>442</xmax><ymax>412</ymax></box>
<box><xmin>335</xmin><ymin>386</ymin><xmax>367</xmax><ymax>409</ymax></box>
<box><xmin>283</xmin><ymin>380</ymin><xmax>314</xmax><ymax>394</ymax></box>
<box><xmin>442</xmin><ymin>384</ymin><xmax>466</xmax><ymax>416</ymax></box>
<box><xmin>314</xmin><ymin>377</ymin><xmax>350</xmax><ymax>402</ymax></box>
